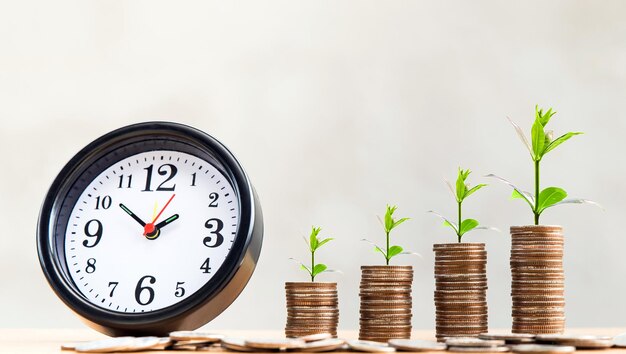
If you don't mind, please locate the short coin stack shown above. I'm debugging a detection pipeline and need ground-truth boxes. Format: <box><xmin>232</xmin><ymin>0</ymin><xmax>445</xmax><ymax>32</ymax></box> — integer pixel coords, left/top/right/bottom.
<box><xmin>285</xmin><ymin>282</ymin><xmax>339</xmax><ymax>338</ymax></box>
<box><xmin>510</xmin><ymin>226</ymin><xmax>565</xmax><ymax>334</ymax></box>
<box><xmin>359</xmin><ymin>265</ymin><xmax>413</xmax><ymax>342</ymax></box>
<box><xmin>434</xmin><ymin>243</ymin><xmax>488</xmax><ymax>341</ymax></box>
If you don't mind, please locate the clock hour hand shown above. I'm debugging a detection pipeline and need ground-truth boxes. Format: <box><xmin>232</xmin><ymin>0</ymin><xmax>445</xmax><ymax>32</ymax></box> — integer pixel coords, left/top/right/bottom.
<box><xmin>155</xmin><ymin>214</ymin><xmax>179</xmax><ymax>229</ymax></box>
<box><xmin>119</xmin><ymin>203</ymin><xmax>146</xmax><ymax>227</ymax></box>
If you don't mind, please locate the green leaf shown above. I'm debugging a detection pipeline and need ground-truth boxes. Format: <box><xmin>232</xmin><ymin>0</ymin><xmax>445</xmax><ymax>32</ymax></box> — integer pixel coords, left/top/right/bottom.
<box><xmin>312</xmin><ymin>264</ymin><xmax>327</xmax><ymax>277</ymax></box>
<box><xmin>300</xmin><ymin>264</ymin><xmax>311</xmax><ymax>274</ymax></box>
<box><xmin>384</xmin><ymin>205</ymin><xmax>396</xmax><ymax>232</ymax></box>
<box><xmin>537</xmin><ymin>187</ymin><xmax>568</xmax><ymax>213</ymax></box>
<box><xmin>443</xmin><ymin>220</ymin><xmax>458</xmax><ymax>233</ymax></box>
<box><xmin>542</xmin><ymin>132</ymin><xmax>583</xmax><ymax>156</ymax></box>
<box><xmin>388</xmin><ymin>245</ymin><xmax>403</xmax><ymax>258</ymax></box>
<box><xmin>316</xmin><ymin>237</ymin><xmax>333</xmax><ymax>249</ymax></box>
<box><xmin>455</xmin><ymin>168</ymin><xmax>468</xmax><ymax>202</ymax></box>
<box><xmin>531</xmin><ymin>119</ymin><xmax>546</xmax><ymax>160</ymax></box>
<box><xmin>392</xmin><ymin>217</ymin><xmax>409</xmax><ymax>230</ymax></box>
<box><xmin>486</xmin><ymin>174</ymin><xmax>535</xmax><ymax>211</ymax></box>
<box><xmin>309</xmin><ymin>226</ymin><xmax>321</xmax><ymax>250</ymax></box>
<box><xmin>459</xmin><ymin>219</ymin><xmax>479</xmax><ymax>236</ymax></box>
<box><xmin>374</xmin><ymin>246</ymin><xmax>387</xmax><ymax>258</ymax></box>
<box><xmin>536</xmin><ymin>105</ymin><xmax>555</xmax><ymax>126</ymax></box>
<box><xmin>464</xmin><ymin>184</ymin><xmax>487</xmax><ymax>199</ymax></box>
<box><xmin>511</xmin><ymin>189</ymin><xmax>528</xmax><ymax>200</ymax></box>
<box><xmin>309</xmin><ymin>234</ymin><xmax>317</xmax><ymax>251</ymax></box>
<box><xmin>429</xmin><ymin>210</ymin><xmax>459</xmax><ymax>234</ymax></box>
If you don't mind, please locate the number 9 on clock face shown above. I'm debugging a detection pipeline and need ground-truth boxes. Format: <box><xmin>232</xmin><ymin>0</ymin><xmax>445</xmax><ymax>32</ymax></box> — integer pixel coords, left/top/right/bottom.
<box><xmin>37</xmin><ymin>122</ymin><xmax>263</xmax><ymax>335</ymax></box>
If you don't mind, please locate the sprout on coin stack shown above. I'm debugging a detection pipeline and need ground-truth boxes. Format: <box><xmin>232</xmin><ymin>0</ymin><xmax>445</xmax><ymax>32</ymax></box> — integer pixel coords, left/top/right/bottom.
<box><xmin>359</xmin><ymin>205</ymin><xmax>416</xmax><ymax>342</ymax></box>
<box><xmin>488</xmin><ymin>105</ymin><xmax>599</xmax><ymax>334</ymax></box>
<box><xmin>429</xmin><ymin>168</ymin><xmax>494</xmax><ymax>341</ymax></box>
<box><xmin>286</xmin><ymin>226</ymin><xmax>339</xmax><ymax>338</ymax></box>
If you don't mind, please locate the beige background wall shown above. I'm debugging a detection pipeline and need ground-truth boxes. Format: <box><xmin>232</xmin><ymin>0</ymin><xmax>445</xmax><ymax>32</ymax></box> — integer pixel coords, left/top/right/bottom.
<box><xmin>1</xmin><ymin>1</ymin><xmax>624</xmax><ymax>331</ymax></box>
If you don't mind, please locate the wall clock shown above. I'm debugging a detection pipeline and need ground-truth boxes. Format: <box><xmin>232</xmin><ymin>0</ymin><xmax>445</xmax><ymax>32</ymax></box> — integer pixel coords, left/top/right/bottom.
<box><xmin>37</xmin><ymin>122</ymin><xmax>263</xmax><ymax>336</ymax></box>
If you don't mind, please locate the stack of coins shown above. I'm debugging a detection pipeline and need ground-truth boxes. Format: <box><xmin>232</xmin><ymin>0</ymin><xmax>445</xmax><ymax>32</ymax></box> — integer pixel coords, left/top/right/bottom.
<box><xmin>285</xmin><ymin>282</ymin><xmax>339</xmax><ymax>338</ymax></box>
<box><xmin>359</xmin><ymin>265</ymin><xmax>413</xmax><ymax>342</ymax></box>
<box><xmin>434</xmin><ymin>243</ymin><xmax>488</xmax><ymax>341</ymax></box>
<box><xmin>510</xmin><ymin>226</ymin><xmax>565</xmax><ymax>335</ymax></box>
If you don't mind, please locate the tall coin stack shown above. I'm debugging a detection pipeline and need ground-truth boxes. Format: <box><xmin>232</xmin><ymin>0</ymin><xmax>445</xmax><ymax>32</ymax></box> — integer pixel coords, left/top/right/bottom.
<box><xmin>433</xmin><ymin>243</ymin><xmax>488</xmax><ymax>341</ymax></box>
<box><xmin>510</xmin><ymin>225</ymin><xmax>565</xmax><ymax>334</ymax></box>
<box><xmin>359</xmin><ymin>265</ymin><xmax>413</xmax><ymax>342</ymax></box>
<box><xmin>285</xmin><ymin>282</ymin><xmax>339</xmax><ymax>338</ymax></box>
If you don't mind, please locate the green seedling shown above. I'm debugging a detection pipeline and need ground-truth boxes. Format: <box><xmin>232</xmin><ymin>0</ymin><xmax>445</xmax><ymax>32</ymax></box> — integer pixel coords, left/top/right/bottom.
<box><xmin>429</xmin><ymin>168</ymin><xmax>496</xmax><ymax>243</ymax></box>
<box><xmin>362</xmin><ymin>205</ymin><xmax>418</xmax><ymax>265</ymax></box>
<box><xmin>487</xmin><ymin>105</ymin><xmax>599</xmax><ymax>225</ymax></box>
<box><xmin>290</xmin><ymin>226</ymin><xmax>333</xmax><ymax>282</ymax></box>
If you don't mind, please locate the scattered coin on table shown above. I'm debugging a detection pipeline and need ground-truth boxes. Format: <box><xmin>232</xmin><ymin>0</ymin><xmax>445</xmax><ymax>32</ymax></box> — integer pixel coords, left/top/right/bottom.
<box><xmin>534</xmin><ymin>334</ymin><xmax>613</xmax><ymax>349</ymax></box>
<box><xmin>221</xmin><ymin>337</ymin><xmax>255</xmax><ymax>352</ymax></box>
<box><xmin>169</xmin><ymin>331</ymin><xmax>225</xmax><ymax>342</ymax></box>
<box><xmin>299</xmin><ymin>333</ymin><xmax>334</xmax><ymax>342</ymax></box>
<box><xmin>300</xmin><ymin>338</ymin><xmax>346</xmax><ymax>352</ymax></box>
<box><xmin>613</xmin><ymin>332</ymin><xmax>626</xmax><ymax>347</ymax></box>
<box><xmin>479</xmin><ymin>333</ymin><xmax>536</xmax><ymax>344</ymax></box>
<box><xmin>447</xmin><ymin>346</ymin><xmax>511</xmax><ymax>353</ymax></box>
<box><xmin>510</xmin><ymin>344</ymin><xmax>576</xmax><ymax>354</ymax></box>
<box><xmin>445</xmin><ymin>337</ymin><xmax>506</xmax><ymax>347</ymax></box>
<box><xmin>121</xmin><ymin>337</ymin><xmax>164</xmax><ymax>352</ymax></box>
<box><xmin>388</xmin><ymin>338</ymin><xmax>447</xmax><ymax>351</ymax></box>
<box><xmin>151</xmin><ymin>337</ymin><xmax>174</xmax><ymax>350</ymax></box>
<box><xmin>348</xmin><ymin>339</ymin><xmax>396</xmax><ymax>352</ymax></box>
<box><xmin>244</xmin><ymin>337</ymin><xmax>305</xmax><ymax>350</ymax></box>
<box><xmin>61</xmin><ymin>342</ymin><xmax>83</xmax><ymax>351</ymax></box>
<box><xmin>74</xmin><ymin>337</ymin><xmax>136</xmax><ymax>353</ymax></box>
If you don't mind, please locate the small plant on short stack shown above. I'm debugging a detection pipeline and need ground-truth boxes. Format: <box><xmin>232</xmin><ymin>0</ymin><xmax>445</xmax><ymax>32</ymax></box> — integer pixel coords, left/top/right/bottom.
<box><xmin>362</xmin><ymin>205</ymin><xmax>415</xmax><ymax>265</ymax></box>
<box><xmin>487</xmin><ymin>105</ymin><xmax>599</xmax><ymax>224</ymax></box>
<box><xmin>291</xmin><ymin>226</ymin><xmax>333</xmax><ymax>282</ymax></box>
<box><xmin>429</xmin><ymin>167</ymin><xmax>495</xmax><ymax>243</ymax></box>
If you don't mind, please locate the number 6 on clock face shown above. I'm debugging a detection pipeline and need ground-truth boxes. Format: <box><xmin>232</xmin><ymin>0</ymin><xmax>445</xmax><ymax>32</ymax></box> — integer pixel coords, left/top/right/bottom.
<box><xmin>37</xmin><ymin>122</ymin><xmax>263</xmax><ymax>336</ymax></box>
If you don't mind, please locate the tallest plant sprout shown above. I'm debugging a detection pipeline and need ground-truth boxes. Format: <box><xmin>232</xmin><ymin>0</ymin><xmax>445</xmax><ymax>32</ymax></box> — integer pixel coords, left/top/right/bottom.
<box><xmin>488</xmin><ymin>105</ymin><xmax>599</xmax><ymax>225</ymax></box>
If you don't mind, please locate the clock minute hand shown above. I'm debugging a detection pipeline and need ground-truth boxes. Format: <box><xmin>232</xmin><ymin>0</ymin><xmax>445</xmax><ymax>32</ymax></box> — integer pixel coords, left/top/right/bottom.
<box><xmin>155</xmin><ymin>214</ymin><xmax>179</xmax><ymax>229</ymax></box>
<box><xmin>119</xmin><ymin>203</ymin><xmax>146</xmax><ymax>227</ymax></box>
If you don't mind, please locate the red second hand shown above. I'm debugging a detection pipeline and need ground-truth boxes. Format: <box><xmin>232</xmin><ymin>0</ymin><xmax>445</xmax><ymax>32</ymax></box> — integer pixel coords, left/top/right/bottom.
<box><xmin>144</xmin><ymin>194</ymin><xmax>176</xmax><ymax>235</ymax></box>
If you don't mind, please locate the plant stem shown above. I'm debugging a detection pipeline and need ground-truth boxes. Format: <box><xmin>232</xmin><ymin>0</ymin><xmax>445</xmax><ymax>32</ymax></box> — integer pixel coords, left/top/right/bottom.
<box><xmin>311</xmin><ymin>249</ymin><xmax>315</xmax><ymax>282</ymax></box>
<box><xmin>386</xmin><ymin>231</ymin><xmax>390</xmax><ymax>265</ymax></box>
<box><xmin>534</xmin><ymin>159</ymin><xmax>540</xmax><ymax>225</ymax></box>
<box><xmin>457</xmin><ymin>200</ymin><xmax>462</xmax><ymax>243</ymax></box>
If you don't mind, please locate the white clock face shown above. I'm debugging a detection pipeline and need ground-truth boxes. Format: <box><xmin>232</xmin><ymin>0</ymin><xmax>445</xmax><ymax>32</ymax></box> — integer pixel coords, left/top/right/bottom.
<box><xmin>64</xmin><ymin>150</ymin><xmax>240</xmax><ymax>313</ymax></box>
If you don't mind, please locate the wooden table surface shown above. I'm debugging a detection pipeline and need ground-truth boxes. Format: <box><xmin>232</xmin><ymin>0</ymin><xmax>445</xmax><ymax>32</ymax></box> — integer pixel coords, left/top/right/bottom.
<box><xmin>1</xmin><ymin>328</ymin><xmax>625</xmax><ymax>354</ymax></box>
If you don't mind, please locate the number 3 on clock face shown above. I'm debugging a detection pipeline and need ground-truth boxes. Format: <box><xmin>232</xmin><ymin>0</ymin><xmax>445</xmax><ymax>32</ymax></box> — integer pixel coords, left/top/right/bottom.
<box><xmin>64</xmin><ymin>150</ymin><xmax>239</xmax><ymax>313</ymax></box>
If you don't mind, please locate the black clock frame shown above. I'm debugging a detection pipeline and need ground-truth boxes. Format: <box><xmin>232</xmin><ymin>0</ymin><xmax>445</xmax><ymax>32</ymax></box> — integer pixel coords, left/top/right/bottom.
<box><xmin>37</xmin><ymin>122</ymin><xmax>263</xmax><ymax>336</ymax></box>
